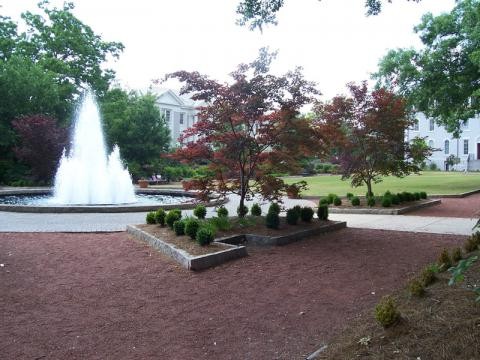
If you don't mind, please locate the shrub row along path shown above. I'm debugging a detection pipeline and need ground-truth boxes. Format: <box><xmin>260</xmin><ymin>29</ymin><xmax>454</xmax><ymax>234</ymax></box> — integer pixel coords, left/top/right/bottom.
<box><xmin>0</xmin><ymin>229</ymin><xmax>464</xmax><ymax>360</ymax></box>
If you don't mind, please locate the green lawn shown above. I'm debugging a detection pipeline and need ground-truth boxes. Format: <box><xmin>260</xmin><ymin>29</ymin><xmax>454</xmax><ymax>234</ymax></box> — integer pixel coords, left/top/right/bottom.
<box><xmin>285</xmin><ymin>172</ymin><xmax>480</xmax><ymax>197</ymax></box>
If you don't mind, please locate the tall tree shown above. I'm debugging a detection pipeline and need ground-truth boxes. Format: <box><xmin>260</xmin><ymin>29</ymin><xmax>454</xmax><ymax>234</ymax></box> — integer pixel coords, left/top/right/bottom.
<box><xmin>101</xmin><ymin>89</ymin><xmax>171</xmax><ymax>179</ymax></box>
<box><xmin>314</xmin><ymin>82</ymin><xmax>431</xmax><ymax>196</ymax></box>
<box><xmin>236</xmin><ymin>0</ymin><xmax>421</xmax><ymax>30</ymax></box>
<box><xmin>163</xmin><ymin>49</ymin><xmax>319</xmax><ymax>215</ymax></box>
<box><xmin>375</xmin><ymin>0</ymin><xmax>480</xmax><ymax>135</ymax></box>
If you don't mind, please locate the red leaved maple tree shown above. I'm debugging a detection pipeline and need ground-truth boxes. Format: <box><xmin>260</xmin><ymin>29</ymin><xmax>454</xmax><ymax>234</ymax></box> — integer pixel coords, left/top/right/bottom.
<box><xmin>163</xmin><ymin>49</ymin><xmax>319</xmax><ymax>216</ymax></box>
<box><xmin>313</xmin><ymin>82</ymin><xmax>431</xmax><ymax>196</ymax></box>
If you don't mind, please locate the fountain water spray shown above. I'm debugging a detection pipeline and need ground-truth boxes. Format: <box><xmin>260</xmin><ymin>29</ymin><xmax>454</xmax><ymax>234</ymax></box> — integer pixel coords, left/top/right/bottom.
<box><xmin>52</xmin><ymin>91</ymin><xmax>136</xmax><ymax>204</ymax></box>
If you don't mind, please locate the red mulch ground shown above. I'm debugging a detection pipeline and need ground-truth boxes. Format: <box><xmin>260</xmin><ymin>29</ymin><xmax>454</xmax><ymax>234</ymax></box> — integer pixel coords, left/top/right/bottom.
<box><xmin>408</xmin><ymin>193</ymin><xmax>480</xmax><ymax>218</ymax></box>
<box><xmin>0</xmin><ymin>229</ymin><xmax>465</xmax><ymax>360</ymax></box>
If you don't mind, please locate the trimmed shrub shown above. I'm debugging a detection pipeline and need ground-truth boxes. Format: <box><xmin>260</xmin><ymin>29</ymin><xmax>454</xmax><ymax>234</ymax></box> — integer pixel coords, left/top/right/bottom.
<box><xmin>375</xmin><ymin>296</ymin><xmax>400</xmax><ymax>328</ymax></box>
<box><xmin>292</xmin><ymin>205</ymin><xmax>302</xmax><ymax>215</ymax></box>
<box><xmin>346</xmin><ymin>192</ymin><xmax>354</xmax><ymax>199</ymax></box>
<box><xmin>317</xmin><ymin>204</ymin><xmax>329</xmax><ymax>220</ymax></box>
<box><xmin>154</xmin><ymin>208</ymin><xmax>166</xmax><ymax>226</ymax></box>
<box><xmin>237</xmin><ymin>204</ymin><xmax>249</xmax><ymax>217</ymax></box>
<box><xmin>451</xmin><ymin>247</ymin><xmax>462</xmax><ymax>263</ymax></box>
<box><xmin>146</xmin><ymin>211</ymin><xmax>156</xmax><ymax>224</ymax></box>
<box><xmin>381</xmin><ymin>196</ymin><xmax>392</xmax><ymax>208</ymax></box>
<box><xmin>384</xmin><ymin>190</ymin><xmax>391</xmax><ymax>197</ymax></box>
<box><xmin>193</xmin><ymin>205</ymin><xmax>207</xmax><ymax>219</ymax></box>
<box><xmin>414</xmin><ymin>192</ymin><xmax>421</xmax><ymax>201</ymax></box>
<box><xmin>216</xmin><ymin>206</ymin><xmax>229</xmax><ymax>218</ymax></box>
<box><xmin>391</xmin><ymin>194</ymin><xmax>400</xmax><ymax>205</ymax></box>
<box><xmin>251</xmin><ymin>203</ymin><xmax>261</xmax><ymax>216</ymax></box>
<box><xmin>185</xmin><ymin>218</ymin><xmax>201</xmax><ymax>239</ymax></box>
<box><xmin>397</xmin><ymin>192</ymin><xmax>405</xmax><ymax>202</ymax></box>
<box><xmin>351</xmin><ymin>196</ymin><xmax>360</xmax><ymax>206</ymax></box>
<box><xmin>367</xmin><ymin>196</ymin><xmax>375</xmax><ymax>207</ymax></box>
<box><xmin>173</xmin><ymin>220</ymin><xmax>186</xmax><ymax>236</ymax></box>
<box><xmin>408</xmin><ymin>278</ymin><xmax>425</xmax><ymax>297</ymax></box>
<box><xmin>300</xmin><ymin>207</ymin><xmax>314</xmax><ymax>222</ymax></box>
<box><xmin>286</xmin><ymin>208</ymin><xmax>300</xmax><ymax>225</ymax></box>
<box><xmin>166</xmin><ymin>209</ymin><xmax>182</xmax><ymax>229</ymax></box>
<box><xmin>268</xmin><ymin>203</ymin><xmax>281</xmax><ymax>215</ymax></box>
<box><xmin>333</xmin><ymin>196</ymin><xmax>342</xmax><ymax>206</ymax></box>
<box><xmin>420</xmin><ymin>191</ymin><xmax>427</xmax><ymax>199</ymax></box>
<box><xmin>366</xmin><ymin>191</ymin><xmax>375</xmax><ymax>198</ymax></box>
<box><xmin>327</xmin><ymin>193</ymin><xmax>336</xmax><ymax>204</ymax></box>
<box><xmin>265</xmin><ymin>211</ymin><xmax>280</xmax><ymax>229</ymax></box>
<box><xmin>421</xmin><ymin>265</ymin><xmax>437</xmax><ymax>286</ymax></box>
<box><xmin>319</xmin><ymin>198</ymin><xmax>329</xmax><ymax>205</ymax></box>
<box><xmin>196</xmin><ymin>227</ymin><xmax>214</xmax><ymax>246</ymax></box>
<box><xmin>437</xmin><ymin>248</ymin><xmax>452</xmax><ymax>270</ymax></box>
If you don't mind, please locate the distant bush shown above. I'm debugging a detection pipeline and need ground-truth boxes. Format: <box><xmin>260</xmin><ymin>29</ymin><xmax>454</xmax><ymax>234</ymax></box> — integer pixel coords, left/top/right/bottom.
<box><xmin>421</xmin><ymin>265</ymin><xmax>437</xmax><ymax>286</ymax></box>
<box><xmin>351</xmin><ymin>196</ymin><xmax>360</xmax><ymax>206</ymax></box>
<box><xmin>185</xmin><ymin>218</ymin><xmax>201</xmax><ymax>239</ymax></box>
<box><xmin>419</xmin><ymin>191</ymin><xmax>427</xmax><ymax>199</ymax></box>
<box><xmin>397</xmin><ymin>192</ymin><xmax>405</xmax><ymax>202</ymax></box>
<box><xmin>381</xmin><ymin>196</ymin><xmax>392</xmax><ymax>207</ymax></box>
<box><xmin>414</xmin><ymin>192</ymin><xmax>421</xmax><ymax>201</ymax></box>
<box><xmin>451</xmin><ymin>247</ymin><xmax>462</xmax><ymax>263</ymax></box>
<box><xmin>319</xmin><ymin>198</ymin><xmax>329</xmax><ymax>205</ymax></box>
<box><xmin>146</xmin><ymin>211</ymin><xmax>156</xmax><ymax>224</ymax></box>
<box><xmin>429</xmin><ymin>162</ymin><xmax>438</xmax><ymax>171</ymax></box>
<box><xmin>367</xmin><ymin>197</ymin><xmax>375</xmax><ymax>207</ymax></box>
<box><xmin>384</xmin><ymin>190</ymin><xmax>391</xmax><ymax>197</ymax></box>
<box><xmin>196</xmin><ymin>227</ymin><xmax>214</xmax><ymax>246</ymax></box>
<box><xmin>173</xmin><ymin>220</ymin><xmax>186</xmax><ymax>236</ymax></box>
<box><xmin>300</xmin><ymin>207</ymin><xmax>314</xmax><ymax>222</ymax></box>
<box><xmin>166</xmin><ymin>209</ymin><xmax>182</xmax><ymax>229</ymax></box>
<box><xmin>317</xmin><ymin>204</ymin><xmax>328</xmax><ymax>220</ymax></box>
<box><xmin>265</xmin><ymin>211</ymin><xmax>280</xmax><ymax>229</ymax></box>
<box><xmin>155</xmin><ymin>208</ymin><xmax>166</xmax><ymax>226</ymax></box>
<box><xmin>391</xmin><ymin>194</ymin><xmax>400</xmax><ymax>205</ymax></box>
<box><xmin>216</xmin><ymin>206</ymin><xmax>229</xmax><ymax>218</ymax></box>
<box><xmin>346</xmin><ymin>192</ymin><xmax>354</xmax><ymax>199</ymax></box>
<box><xmin>237</xmin><ymin>204</ymin><xmax>249</xmax><ymax>217</ymax></box>
<box><xmin>437</xmin><ymin>248</ymin><xmax>452</xmax><ymax>271</ymax></box>
<box><xmin>268</xmin><ymin>203</ymin><xmax>281</xmax><ymax>215</ymax></box>
<box><xmin>286</xmin><ymin>208</ymin><xmax>300</xmax><ymax>225</ymax></box>
<box><xmin>408</xmin><ymin>278</ymin><xmax>425</xmax><ymax>297</ymax></box>
<box><xmin>333</xmin><ymin>196</ymin><xmax>342</xmax><ymax>206</ymax></box>
<box><xmin>375</xmin><ymin>295</ymin><xmax>400</xmax><ymax>328</ymax></box>
<box><xmin>251</xmin><ymin>203</ymin><xmax>262</xmax><ymax>216</ymax></box>
<box><xmin>327</xmin><ymin>193</ymin><xmax>336</xmax><ymax>204</ymax></box>
<box><xmin>193</xmin><ymin>205</ymin><xmax>207</xmax><ymax>219</ymax></box>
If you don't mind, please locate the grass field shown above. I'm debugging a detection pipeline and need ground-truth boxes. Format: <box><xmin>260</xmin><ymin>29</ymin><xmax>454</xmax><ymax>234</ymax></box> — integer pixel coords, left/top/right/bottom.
<box><xmin>285</xmin><ymin>171</ymin><xmax>480</xmax><ymax>197</ymax></box>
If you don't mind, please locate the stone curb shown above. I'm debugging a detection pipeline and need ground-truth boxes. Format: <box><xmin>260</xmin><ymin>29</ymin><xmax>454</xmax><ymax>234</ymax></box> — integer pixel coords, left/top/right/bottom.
<box><xmin>126</xmin><ymin>225</ymin><xmax>247</xmax><ymax>271</ymax></box>
<box><xmin>328</xmin><ymin>199</ymin><xmax>441</xmax><ymax>215</ymax></box>
<box><xmin>430</xmin><ymin>188</ymin><xmax>480</xmax><ymax>198</ymax></box>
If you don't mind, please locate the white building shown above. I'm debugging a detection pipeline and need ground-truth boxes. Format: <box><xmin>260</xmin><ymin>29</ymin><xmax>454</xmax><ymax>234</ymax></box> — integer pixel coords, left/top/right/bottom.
<box><xmin>152</xmin><ymin>88</ymin><xmax>202</xmax><ymax>146</ymax></box>
<box><xmin>407</xmin><ymin>113</ymin><xmax>480</xmax><ymax>171</ymax></box>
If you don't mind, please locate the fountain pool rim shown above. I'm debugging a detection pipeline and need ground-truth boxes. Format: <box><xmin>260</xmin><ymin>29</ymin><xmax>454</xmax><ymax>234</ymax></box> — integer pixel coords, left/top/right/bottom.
<box><xmin>0</xmin><ymin>188</ymin><xmax>227</xmax><ymax>213</ymax></box>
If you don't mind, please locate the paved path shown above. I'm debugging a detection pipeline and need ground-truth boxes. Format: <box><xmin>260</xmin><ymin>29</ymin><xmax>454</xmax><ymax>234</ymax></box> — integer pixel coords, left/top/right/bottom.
<box><xmin>0</xmin><ymin>194</ymin><xmax>476</xmax><ymax>235</ymax></box>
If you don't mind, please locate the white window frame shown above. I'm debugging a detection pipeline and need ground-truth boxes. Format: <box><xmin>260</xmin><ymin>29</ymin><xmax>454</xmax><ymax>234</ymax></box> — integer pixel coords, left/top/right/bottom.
<box><xmin>429</xmin><ymin>119</ymin><xmax>434</xmax><ymax>131</ymax></box>
<box><xmin>463</xmin><ymin>138</ymin><xmax>469</xmax><ymax>155</ymax></box>
<box><xmin>444</xmin><ymin>139</ymin><xmax>450</xmax><ymax>155</ymax></box>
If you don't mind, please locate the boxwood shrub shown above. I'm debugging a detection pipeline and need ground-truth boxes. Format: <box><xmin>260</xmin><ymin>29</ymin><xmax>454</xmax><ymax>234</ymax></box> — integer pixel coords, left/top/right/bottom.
<box><xmin>193</xmin><ymin>205</ymin><xmax>207</xmax><ymax>219</ymax></box>
<box><xmin>154</xmin><ymin>208</ymin><xmax>166</xmax><ymax>226</ymax></box>
<box><xmin>420</xmin><ymin>191</ymin><xmax>427</xmax><ymax>199</ymax></box>
<box><xmin>196</xmin><ymin>227</ymin><xmax>214</xmax><ymax>246</ymax></box>
<box><xmin>300</xmin><ymin>207</ymin><xmax>314</xmax><ymax>222</ymax></box>
<box><xmin>351</xmin><ymin>196</ymin><xmax>360</xmax><ymax>206</ymax></box>
<box><xmin>216</xmin><ymin>206</ymin><xmax>228</xmax><ymax>218</ymax></box>
<box><xmin>185</xmin><ymin>218</ymin><xmax>201</xmax><ymax>239</ymax></box>
<box><xmin>166</xmin><ymin>209</ymin><xmax>182</xmax><ymax>229</ymax></box>
<box><xmin>173</xmin><ymin>220</ymin><xmax>186</xmax><ymax>236</ymax></box>
<box><xmin>317</xmin><ymin>204</ymin><xmax>328</xmax><ymax>220</ymax></box>
<box><xmin>333</xmin><ymin>196</ymin><xmax>342</xmax><ymax>206</ymax></box>
<box><xmin>251</xmin><ymin>203</ymin><xmax>261</xmax><ymax>216</ymax></box>
<box><xmin>268</xmin><ymin>203</ymin><xmax>281</xmax><ymax>215</ymax></box>
<box><xmin>381</xmin><ymin>196</ymin><xmax>392</xmax><ymax>207</ymax></box>
<box><xmin>286</xmin><ymin>208</ymin><xmax>299</xmax><ymax>225</ymax></box>
<box><xmin>146</xmin><ymin>211</ymin><xmax>156</xmax><ymax>224</ymax></box>
<box><xmin>265</xmin><ymin>211</ymin><xmax>280</xmax><ymax>229</ymax></box>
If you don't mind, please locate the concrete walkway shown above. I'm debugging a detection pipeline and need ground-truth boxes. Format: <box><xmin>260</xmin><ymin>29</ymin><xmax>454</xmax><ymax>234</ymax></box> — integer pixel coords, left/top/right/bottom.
<box><xmin>0</xmin><ymin>194</ymin><xmax>476</xmax><ymax>235</ymax></box>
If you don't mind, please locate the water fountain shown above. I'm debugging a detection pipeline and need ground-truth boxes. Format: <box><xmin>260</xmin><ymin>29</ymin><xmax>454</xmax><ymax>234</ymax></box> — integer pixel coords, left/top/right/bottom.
<box><xmin>52</xmin><ymin>92</ymin><xmax>136</xmax><ymax>205</ymax></box>
<box><xmin>0</xmin><ymin>91</ymin><xmax>212</xmax><ymax>213</ymax></box>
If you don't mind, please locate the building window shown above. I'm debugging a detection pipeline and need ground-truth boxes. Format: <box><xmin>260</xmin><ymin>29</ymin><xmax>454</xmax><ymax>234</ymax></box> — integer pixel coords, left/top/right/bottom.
<box><xmin>412</xmin><ymin>119</ymin><xmax>419</xmax><ymax>131</ymax></box>
<box><xmin>464</xmin><ymin>139</ymin><xmax>469</xmax><ymax>155</ymax></box>
<box><xmin>180</xmin><ymin>113</ymin><xmax>184</xmax><ymax>124</ymax></box>
<box><xmin>429</xmin><ymin>119</ymin><xmax>434</xmax><ymax>131</ymax></box>
<box><xmin>164</xmin><ymin>109</ymin><xmax>171</xmax><ymax>122</ymax></box>
<box><xmin>444</xmin><ymin>140</ymin><xmax>450</xmax><ymax>154</ymax></box>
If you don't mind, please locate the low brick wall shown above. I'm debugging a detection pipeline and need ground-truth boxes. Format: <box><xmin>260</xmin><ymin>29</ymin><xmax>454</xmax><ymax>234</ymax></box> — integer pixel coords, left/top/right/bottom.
<box><xmin>329</xmin><ymin>199</ymin><xmax>441</xmax><ymax>215</ymax></box>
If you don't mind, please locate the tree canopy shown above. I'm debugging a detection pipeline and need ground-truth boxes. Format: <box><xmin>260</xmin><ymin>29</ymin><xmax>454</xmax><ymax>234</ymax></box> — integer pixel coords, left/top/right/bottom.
<box><xmin>375</xmin><ymin>0</ymin><xmax>480</xmax><ymax>136</ymax></box>
<box><xmin>313</xmin><ymin>82</ymin><xmax>431</xmax><ymax>196</ymax></box>
<box><xmin>236</xmin><ymin>0</ymin><xmax>421</xmax><ymax>30</ymax></box>
<box><xmin>165</xmin><ymin>49</ymin><xmax>319</xmax><ymax>215</ymax></box>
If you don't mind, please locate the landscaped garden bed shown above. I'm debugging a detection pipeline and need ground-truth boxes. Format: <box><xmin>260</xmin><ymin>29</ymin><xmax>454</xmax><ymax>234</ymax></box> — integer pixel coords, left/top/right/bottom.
<box><xmin>312</xmin><ymin>191</ymin><xmax>441</xmax><ymax>215</ymax></box>
<box><xmin>128</xmin><ymin>203</ymin><xmax>346</xmax><ymax>270</ymax></box>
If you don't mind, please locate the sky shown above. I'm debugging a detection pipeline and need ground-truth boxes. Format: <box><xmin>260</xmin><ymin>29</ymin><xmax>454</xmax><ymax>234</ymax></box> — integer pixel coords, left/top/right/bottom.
<box><xmin>1</xmin><ymin>0</ymin><xmax>456</xmax><ymax>99</ymax></box>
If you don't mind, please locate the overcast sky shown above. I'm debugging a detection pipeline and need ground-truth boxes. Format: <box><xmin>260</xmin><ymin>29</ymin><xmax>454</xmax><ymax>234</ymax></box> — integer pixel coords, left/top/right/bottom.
<box><xmin>2</xmin><ymin>0</ymin><xmax>455</xmax><ymax>99</ymax></box>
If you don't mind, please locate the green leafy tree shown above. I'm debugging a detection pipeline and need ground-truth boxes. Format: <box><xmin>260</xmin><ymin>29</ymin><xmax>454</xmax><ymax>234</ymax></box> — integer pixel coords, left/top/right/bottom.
<box><xmin>375</xmin><ymin>0</ymin><xmax>480</xmax><ymax>135</ymax></box>
<box><xmin>101</xmin><ymin>89</ymin><xmax>171</xmax><ymax>179</ymax></box>
<box><xmin>237</xmin><ymin>0</ymin><xmax>421</xmax><ymax>30</ymax></box>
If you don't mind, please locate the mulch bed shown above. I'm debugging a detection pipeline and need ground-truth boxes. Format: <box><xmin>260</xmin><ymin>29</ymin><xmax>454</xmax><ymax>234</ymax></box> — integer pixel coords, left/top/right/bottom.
<box><xmin>0</xmin><ymin>229</ymin><xmax>465</xmax><ymax>359</ymax></box>
<box><xmin>409</xmin><ymin>192</ymin><xmax>480</xmax><ymax>218</ymax></box>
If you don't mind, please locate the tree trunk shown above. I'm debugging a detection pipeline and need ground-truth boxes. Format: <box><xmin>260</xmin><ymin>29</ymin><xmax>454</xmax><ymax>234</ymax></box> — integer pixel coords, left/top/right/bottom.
<box><xmin>239</xmin><ymin>168</ymin><xmax>247</xmax><ymax>218</ymax></box>
<box><xmin>366</xmin><ymin>178</ymin><xmax>373</xmax><ymax>198</ymax></box>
